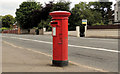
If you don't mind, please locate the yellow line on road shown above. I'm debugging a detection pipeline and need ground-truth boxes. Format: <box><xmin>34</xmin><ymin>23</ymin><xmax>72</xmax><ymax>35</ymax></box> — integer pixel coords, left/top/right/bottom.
<box><xmin>25</xmin><ymin>48</ymin><xmax>52</xmax><ymax>57</ymax></box>
<box><xmin>69</xmin><ymin>61</ymin><xmax>108</xmax><ymax>72</ymax></box>
<box><xmin>2</xmin><ymin>41</ymin><xmax>109</xmax><ymax>72</ymax></box>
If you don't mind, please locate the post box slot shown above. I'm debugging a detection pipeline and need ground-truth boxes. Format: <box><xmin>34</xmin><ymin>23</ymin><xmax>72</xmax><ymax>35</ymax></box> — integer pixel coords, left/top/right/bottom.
<box><xmin>51</xmin><ymin>22</ymin><xmax>58</xmax><ymax>24</ymax></box>
<box><xmin>52</xmin><ymin>19</ymin><xmax>62</xmax><ymax>21</ymax></box>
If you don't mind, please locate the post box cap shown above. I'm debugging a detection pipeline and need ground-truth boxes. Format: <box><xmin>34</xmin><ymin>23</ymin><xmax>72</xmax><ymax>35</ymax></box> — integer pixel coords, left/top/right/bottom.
<box><xmin>50</xmin><ymin>11</ymin><xmax>71</xmax><ymax>17</ymax></box>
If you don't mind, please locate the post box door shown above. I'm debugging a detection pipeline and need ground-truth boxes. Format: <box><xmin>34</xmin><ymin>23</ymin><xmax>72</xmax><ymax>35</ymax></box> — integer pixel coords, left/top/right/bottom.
<box><xmin>51</xmin><ymin>20</ymin><xmax>63</xmax><ymax>60</ymax></box>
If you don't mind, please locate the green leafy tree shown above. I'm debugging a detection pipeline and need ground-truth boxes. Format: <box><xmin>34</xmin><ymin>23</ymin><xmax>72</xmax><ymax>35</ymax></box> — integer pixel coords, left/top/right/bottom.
<box><xmin>2</xmin><ymin>15</ymin><xmax>15</xmax><ymax>28</ymax></box>
<box><xmin>39</xmin><ymin>0</ymin><xmax>71</xmax><ymax>30</ymax></box>
<box><xmin>29</xmin><ymin>1</ymin><xmax>71</xmax><ymax>31</ymax></box>
<box><xmin>100</xmin><ymin>2</ymin><xmax>113</xmax><ymax>21</ymax></box>
<box><xmin>41</xmin><ymin>1</ymin><xmax>53</xmax><ymax>21</ymax></box>
<box><xmin>38</xmin><ymin>20</ymin><xmax>47</xmax><ymax>29</ymax></box>
<box><xmin>69</xmin><ymin>2</ymin><xmax>102</xmax><ymax>30</ymax></box>
<box><xmin>52</xmin><ymin>0</ymin><xmax>71</xmax><ymax>11</ymax></box>
<box><xmin>31</xmin><ymin>1</ymin><xmax>53</xmax><ymax>31</ymax></box>
<box><xmin>29</xmin><ymin>9</ymin><xmax>42</xmax><ymax>28</ymax></box>
<box><xmin>0</xmin><ymin>16</ymin><xmax>2</xmax><ymax>21</ymax></box>
<box><xmin>88</xmin><ymin>2</ymin><xmax>113</xmax><ymax>24</ymax></box>
<box><xmin>15</xmin><ymin>1</ymin><xmax>42</xmax><ymax>29</ymax></box>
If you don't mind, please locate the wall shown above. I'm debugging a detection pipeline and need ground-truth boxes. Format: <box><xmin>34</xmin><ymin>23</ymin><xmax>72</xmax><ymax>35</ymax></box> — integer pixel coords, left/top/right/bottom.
<box><xmin>20</xmin><ymin>29</ymin><xmax>29</xmax><ymax>34</ymax></box>
<box><xmin>44</xmin><ymin>31</ymin><xmax>77</xmax><ymax>37</ymax></box>
<box><xmin>30</xmin><ymin>29</ymin><xmax>44</xmax><ymax>35</ymax></box>
<box><xmin>86</xmin><ymin>29</ymin><xmax>119</xmax><ymax>38</ymax></box>
<box><xmin>39</xmin><ymin>29</ymin><xmax>44</xmax><ymax>35</ymax></box>
<box><xmin>86</xmin><ymin>25</ymin><xmax>120</xmax><ymax>38</ymax></box>
<box><xmin>30</xmin><ymin>29</ymin><xmax>36</xmax><ymax>35</ymax></box>
<box><xmin>44</xmin><ymin>25</ymin><xmax>120</xmax><ymax>38</ymax></box>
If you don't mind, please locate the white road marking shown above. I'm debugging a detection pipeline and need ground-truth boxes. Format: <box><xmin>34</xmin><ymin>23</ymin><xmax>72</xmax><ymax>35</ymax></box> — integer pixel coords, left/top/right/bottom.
<box><xmin>77</xmin><ymin>37</ymin><xmax>118</xmax><ymax>41</ymax></box>
<box><xmin>2</xmin><ymin>41</ymin><xmax>108</xmax><ymax>72</ymax></box>
<box><xmin>2</xmin><ymin>36</ymin><xmax>119</xmax><ymax>53</ymax></box>
<box><xmin>68</xmin><ymin>44</ymin><xmax>119</xmax><ymax>53</ymax></box>
<box><xmin>69</xmin><ymin>37</ymin><xmax>117</xmax><ymax>44</ymax></box>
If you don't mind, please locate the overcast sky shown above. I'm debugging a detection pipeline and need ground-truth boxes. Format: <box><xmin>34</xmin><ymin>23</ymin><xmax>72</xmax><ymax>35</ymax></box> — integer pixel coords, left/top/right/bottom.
<box><xmin>0</xmin><ymin>0</ymin><xmax>116</xmax><ymax>17</ymax></box>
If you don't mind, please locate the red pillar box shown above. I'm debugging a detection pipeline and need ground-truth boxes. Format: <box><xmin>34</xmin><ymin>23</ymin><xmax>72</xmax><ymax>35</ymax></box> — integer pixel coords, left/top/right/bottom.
<box><xmin>49</xmin><ymin>11</ymin><xmax>71</xmax><ymax>66</ymax></box>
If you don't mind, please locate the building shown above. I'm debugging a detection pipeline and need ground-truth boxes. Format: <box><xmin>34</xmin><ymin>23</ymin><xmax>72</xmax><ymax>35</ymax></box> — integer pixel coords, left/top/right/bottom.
<box><xmin>27</xmin><ymin>0</ymin><xmax>36</xmax><ymax>2</ymax></box>
<box><xmin>114</xmin><ymin>0</ymin><xmax>120</xmax><ymax>23</ymax></box>
<box><xmin>0</xmin><ymin>16</ymin><xmax>2</xmax><ymax>28</ymax></box>
<box><xmin>0</xmin><ymin>21</ymin><xmax>1</xmax><ymax>28</ymax></box>
<box><xmin>99</xmin><ymin>0</ymin><xmax>109</xmax><ymax>2</ymax></box>
<box><xmin>12</xmin><ymin>22</ymin><xmax>18</xmax><ymax>30</ymax></box>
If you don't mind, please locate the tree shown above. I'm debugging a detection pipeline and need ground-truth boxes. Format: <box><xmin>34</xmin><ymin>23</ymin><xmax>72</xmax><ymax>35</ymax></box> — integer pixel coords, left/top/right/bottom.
<box><xmin>43</xmin><ymin>0</ymin><xmax>71</xmax><ymax>30</ymax></box>
<box><xmin>29</xmin><ymin>9</ymin><xmax>42</xmax><ymax>28</ymax></box>
<box><xmin>69</xmin><ymin>2</ymin><xmax>102</xmax><ymax>30</ymax></box>
<box><xmin>52</xmin><ymin>0</ymin><xmax>71</xmax><ymax>11</ymax></box>
<box><xmin>28</xmin><ymin>0</ymin><xmax>71</xmax><ymax>31</ymax></box>
<box><xmin>24</xmin><ymin>0</ymin><xmax>71</xmax><ymax>31</ymax></box>
<box><xmin>41</xmin><ymin>1</ymin><xmax>53</xmax><ymax>21</ymax></box>
<box><xmin>2</xmin><ymin>15</ymin><xmax>15</xmax><ymax>28</ymax></box>
<box><xmin>31</xmin><ymin>1</ymin><xmax>54</xmax><ymax>31</ymax></box>
<box><xmin>88</xmin><ymin>2</ymin><xmax>113</xmax><ymax>24</ymax></box>
<box><xmin>0</xmin><ymin>16</ymin><xmax>2</xmax><ymax>21</ymax></box>
<box><xmin>38</xmin><ymin>20</ymin><xmax>48</xmax><ymax>29</ymax></box>
<box><xmin>29</xmin><ymin>1</ymin><xmax>53</xmax><ymax>28</ymax></box>
<box><xmin>100</xmin><ymin>2</ymin><xmax>113</xmax><ymax>24</ymax></box>
<box><xmin>15</xmin><ymin>1</ymin><xmax>42</xmax><ymax>29</ymax></box>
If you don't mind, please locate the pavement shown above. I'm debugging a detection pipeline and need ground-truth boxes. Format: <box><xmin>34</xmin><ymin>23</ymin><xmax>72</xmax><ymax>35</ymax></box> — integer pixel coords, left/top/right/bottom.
<box><xmin>2</xmin><ymin>41</ymin><xmax>97</xmax><ymax>72</ymax></box>
<box><xmin>1</xmin><ymin>34</ymin><xmax>119</xmax><ymax>72</ymax></box>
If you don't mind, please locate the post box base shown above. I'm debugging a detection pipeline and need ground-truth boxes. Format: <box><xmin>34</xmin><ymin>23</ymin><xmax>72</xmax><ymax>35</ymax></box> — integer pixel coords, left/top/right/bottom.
<box><xmin>52</xmin><ymin>60</ymin><xmax>68</xmax><ymax>67</ymax></box>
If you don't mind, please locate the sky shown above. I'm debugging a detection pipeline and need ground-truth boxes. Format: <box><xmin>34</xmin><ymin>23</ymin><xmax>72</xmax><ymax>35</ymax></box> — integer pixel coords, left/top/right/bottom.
<box><xmin>0</xmin><ymin>0</ymin><xmax>116</xmax><ymax>17</ymax></box>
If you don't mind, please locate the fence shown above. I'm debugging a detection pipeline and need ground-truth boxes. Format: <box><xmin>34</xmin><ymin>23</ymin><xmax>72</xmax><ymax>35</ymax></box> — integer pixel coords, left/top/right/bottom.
<box><xmin>2</xmin><ymin>29</ymin><xmax>19</xmax><ymax>34</ymax></box>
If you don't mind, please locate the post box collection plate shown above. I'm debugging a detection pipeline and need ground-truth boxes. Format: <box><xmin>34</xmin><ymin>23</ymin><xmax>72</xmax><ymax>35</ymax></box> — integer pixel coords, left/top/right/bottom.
<box><xmin>52</xmin><ymin>27</ymin><xmax>56</xmax><ymax>36</ymax></box>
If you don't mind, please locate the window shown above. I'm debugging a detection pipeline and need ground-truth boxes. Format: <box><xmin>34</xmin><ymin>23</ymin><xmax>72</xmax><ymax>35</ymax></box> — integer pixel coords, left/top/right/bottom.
<box><xmin>117</xmin><ymin>11</ymin><xmax>118</xmax><ymax>20</ymax></box>
<box><xmin>118</xmin><ymin>1</ymin><xmax>120</xmax><ymax>7</ymax></box>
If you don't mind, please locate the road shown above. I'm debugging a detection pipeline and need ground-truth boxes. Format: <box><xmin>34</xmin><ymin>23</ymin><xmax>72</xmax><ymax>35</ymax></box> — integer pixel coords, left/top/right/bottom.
<box><xmin>2</xmin><ymin>34</ymin><xmax>119</xmax><ymax>72</ymax></box>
